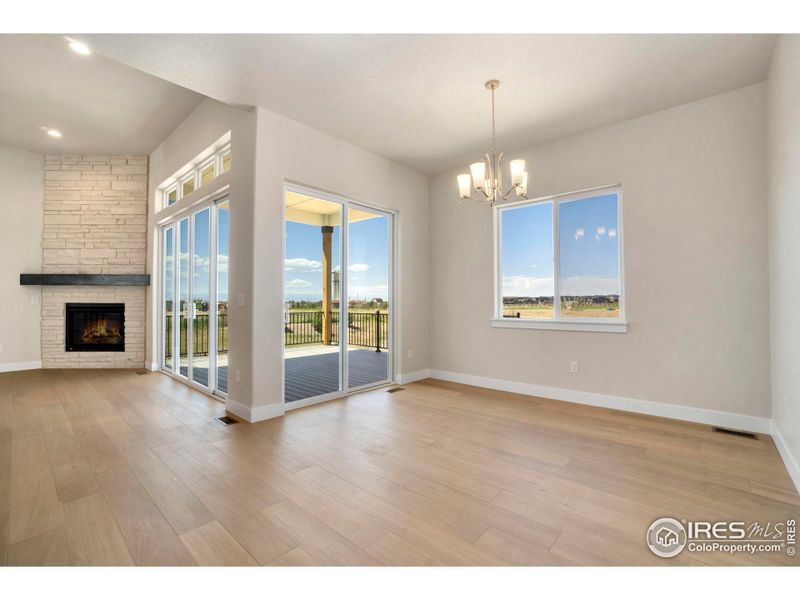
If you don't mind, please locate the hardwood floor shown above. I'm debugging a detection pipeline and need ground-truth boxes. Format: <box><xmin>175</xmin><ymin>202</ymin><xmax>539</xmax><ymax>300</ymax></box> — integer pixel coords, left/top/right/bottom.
<box><xmin>0</xmin><ymin>368</ymin><xmax>797</xmax><ymax>566</ymax></box>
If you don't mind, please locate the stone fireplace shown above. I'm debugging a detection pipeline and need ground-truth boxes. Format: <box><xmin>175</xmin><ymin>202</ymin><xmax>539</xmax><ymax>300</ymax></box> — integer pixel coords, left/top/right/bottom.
<box><xmin>39</xmin><ymin>154</ymin><xmax>148</xmax><ymax>368</ymax></box>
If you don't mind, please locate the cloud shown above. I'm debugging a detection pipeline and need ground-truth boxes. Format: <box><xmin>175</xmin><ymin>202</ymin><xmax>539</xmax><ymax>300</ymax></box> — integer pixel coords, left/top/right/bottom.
<box><xmin>285</xmin><ymin>257</ymin><xmax>322</xmax><ymax>271</ymax></box>
<box><xmin>502</xmin><ymin>275</ymin><xmax>554</xmax><ymax>297</ymax></box>
<box><xmin>503</xmin><ymin>274</ymin><xmax>618</xmax><ymax>297</ymax></box>
<box><xmin>348</xmin><ymin>263</ymin><xmax>370</xmax><ymax>272</ymax></box>
<box><xmin>285</xmin><ymin>278</ymin><xmax>313</xmax><ymax>291</ymax></box>
<box><xmin>348</xmin><ymin>283</ymin><xmax>388</xmax><ymax>300</ymax></box>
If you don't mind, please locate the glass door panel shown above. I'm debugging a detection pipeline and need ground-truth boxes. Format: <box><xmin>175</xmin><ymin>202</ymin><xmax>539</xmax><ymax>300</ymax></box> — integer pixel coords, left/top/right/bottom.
<box><xmin>178</xmin><ymin>218</ymin><xmax>190</xmax><ymax>378</ymax></box>
<box><xmin>347</xmin><ymin>207</ymin><xmax>390</xmax><ymax>389</ymax></box>
<box><xmin>283</xmin><ymin>193</ymin><xmax>343</xmax><ymax>403</ymax></box>
<box><xmin>163</xmin><ymin>226</ymin><xmax>174</xmax><ymax>370</ymax></box>
<box><xmin>216</xmin><ymin>199</ymin><xmax>230</xmax><ymax>394</ymax></box>
<box><xmin>191</xmin><ymin>208</ymin><xmax>211</xmax><ymax>388</ymax></box>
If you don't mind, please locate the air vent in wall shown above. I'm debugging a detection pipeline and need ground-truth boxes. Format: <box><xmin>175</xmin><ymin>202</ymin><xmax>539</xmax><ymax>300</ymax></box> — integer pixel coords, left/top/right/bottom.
<box><xmin>216</xmin><ymin>416</ymin><xmax>239</xmax><ymax>425</ymax></box>
<box><xmin>712</xmin><ymin>426</ymin><xmax>758</xmax><ymax>440</ymax></box>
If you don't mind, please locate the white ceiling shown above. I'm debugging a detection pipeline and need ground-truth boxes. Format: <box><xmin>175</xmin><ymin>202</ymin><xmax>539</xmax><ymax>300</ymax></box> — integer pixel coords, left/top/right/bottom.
<box><xmin>0</xmin><ymin>35</ymin><xmax>204</xmax><ymax>156</ymax></box>
<box><xmin>85</xmin><ymin>34</ymin><xmax>776</xmax><ymax>174</ymax></box>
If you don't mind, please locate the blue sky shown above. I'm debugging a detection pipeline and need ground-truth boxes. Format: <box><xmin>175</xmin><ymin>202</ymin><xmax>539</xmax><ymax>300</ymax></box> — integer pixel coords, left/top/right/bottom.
<box><xmin>164</xmin><ymin>205</ymin><xmax>229</xmax><ymax>304</ymax></box>
<box><xmin>501</xmin><ymin>193</ymin><xmax>619</xmax><ymax>297</ymax></box>
<box><xmin>285</xmin><ymin>214</ymin><xmax>389</xmax><ymax>302</ymax></box>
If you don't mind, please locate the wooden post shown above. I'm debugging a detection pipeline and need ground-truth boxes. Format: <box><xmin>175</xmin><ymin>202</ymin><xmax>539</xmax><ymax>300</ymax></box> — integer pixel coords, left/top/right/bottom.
<box><xmin>321</xmin><ymin>225</ymin><xmax>333</xmax><ymax>346</ymax></box>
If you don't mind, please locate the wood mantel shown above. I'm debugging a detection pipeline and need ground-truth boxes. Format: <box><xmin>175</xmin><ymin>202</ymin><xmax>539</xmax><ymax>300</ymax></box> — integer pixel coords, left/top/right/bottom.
<box><xmin>19</xmin><ymin>274</ymin><xmax>150</xmax><ymax>286</ymax></box>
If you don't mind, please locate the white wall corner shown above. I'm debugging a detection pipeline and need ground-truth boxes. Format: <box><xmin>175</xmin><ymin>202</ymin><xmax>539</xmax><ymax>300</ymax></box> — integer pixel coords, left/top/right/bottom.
<box><xmin>771</xmin><ymin>422</ymin><xmax>800</xmax><ymax>494</ymax></box>
<box><xmin>396</xmin><ymin>369</ymin><xmax>431</xmax><ymax>385</ymax></box>
<box><xmin>225</xmin><ymin>398</ymin><xmax>285</xmax><ymax>423</ymax></box>
<box><xmin>0</xmin><ymin>360</ymin><xmax>42</xmax><ymax>373</ymax></box>
<box><xmin>428</xmin><ymin>369</ymin><xmax>773</xmax><ymax>434</ymax></box>
<box><xmin>146</xmin><ymin>362</ymin><xmax>159</xmax><ymax>372</ymax></box>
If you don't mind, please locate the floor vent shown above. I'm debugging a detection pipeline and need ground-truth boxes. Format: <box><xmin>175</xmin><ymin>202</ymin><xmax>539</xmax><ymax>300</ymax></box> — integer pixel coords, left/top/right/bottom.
<box><xmin>712</xmin><ymin>426</ymin><xmax>758</xmax><ymax>440</ymax></box>
<box><xmin>386</xmin><ymin>387</ymin><xmax>405</xmax><ymax>394</ymax></box>
<box><xmin>135</xmin><ymin>369</ymin><xmax>150</xmax><ymax>375</ymax></box>
<box><xmin>216</xmin><ymin>416</ymin><xmax>239</xmax><ymax>426</ymax></box>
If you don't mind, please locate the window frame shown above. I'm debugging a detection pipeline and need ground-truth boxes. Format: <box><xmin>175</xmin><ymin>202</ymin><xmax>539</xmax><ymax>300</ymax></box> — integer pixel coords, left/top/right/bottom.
<box><xmin>492</xmin><ymin>184</ymin><xmax>627</xmax><ymax>333</ymax></box>
<box><xmin>198</xmin><ymin>156</ymin><xmax>216</xmax><ymax>188</ymax></box>
<box><xmin>158</xmin><ymin>138</ymin><xmax>232</xmax><ymax>211</ymax></box>
<box><xmin>165</xmin><ymin>184</ymin><xmax>178</xmax><ymax>207</ymax></box>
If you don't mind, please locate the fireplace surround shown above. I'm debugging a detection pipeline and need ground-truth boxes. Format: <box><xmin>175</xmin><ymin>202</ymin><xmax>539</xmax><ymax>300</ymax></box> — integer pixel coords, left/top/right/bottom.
<box><xmin>65</xmin><ymin>303</ymin><xmax>125</xmax><ymax>352</ymax></box>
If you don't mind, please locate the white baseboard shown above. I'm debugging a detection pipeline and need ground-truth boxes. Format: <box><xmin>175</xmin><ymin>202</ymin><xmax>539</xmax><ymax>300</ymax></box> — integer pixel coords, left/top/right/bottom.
<box><xmin>0</xmin><ymin>360</ymin><xmax>42</xmax><ymax>373</ymax></box>
<box><xmin>225</xmin><ymin>398</ymin><xmax>285</xmax><ymax>423</ymax></box>
<box><xmin>146</xmin><ymin>361</ymin><xmax>159</xmax><ymax>372</ymax></box>
<box><xmin>396</xmin><ymin>369</ymin><xmax>431</xmax><ymax>385</ymax></box>
<box><xmin>428</xmin><ymin>369</ymin><xmax>773</xmax><ymax>434</ymax></box>
<box><xmin>771</xmin><ymin>422</ymin><xmax>800</xmax><ymax>494</ymax></box>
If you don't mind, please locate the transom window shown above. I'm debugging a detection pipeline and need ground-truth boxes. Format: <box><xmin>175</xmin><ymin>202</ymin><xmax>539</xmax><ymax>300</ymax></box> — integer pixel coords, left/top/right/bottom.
<box><xmin>494</xmin><ymin>186</ymin><xmax>625</xmax><ymax>332</ymax></box>
<box><xmin>160</xmin><ymin>134</ymin><xmax>231</xmax><ymax>210</ymax></box>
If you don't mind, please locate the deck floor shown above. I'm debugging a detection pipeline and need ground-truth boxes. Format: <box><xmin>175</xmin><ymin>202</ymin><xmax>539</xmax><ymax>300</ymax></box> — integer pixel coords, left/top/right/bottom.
<box><xmin>163</xmin><ymin>347</ymin><xmax>386</xmax><ymax>401</ymax></box>
<box><xmin>284</xmin><ymin>348</ymin><xmax>388</xmax><ymax>402</ymax></box>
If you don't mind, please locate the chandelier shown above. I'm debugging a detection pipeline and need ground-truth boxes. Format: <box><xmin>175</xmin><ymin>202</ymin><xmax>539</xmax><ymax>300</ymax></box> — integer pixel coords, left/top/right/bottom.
<box><xmin>457</xmin><ymin>80</ymin><xmax>529</xmax><ymax>205</ymax></box>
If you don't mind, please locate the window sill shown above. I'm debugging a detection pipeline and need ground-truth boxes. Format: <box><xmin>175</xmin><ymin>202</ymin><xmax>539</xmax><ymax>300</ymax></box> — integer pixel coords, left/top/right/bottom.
<box><xmin>491</xmin><ymin>318</ymin><xmax>628</xmax><ymax>333</ymax></box>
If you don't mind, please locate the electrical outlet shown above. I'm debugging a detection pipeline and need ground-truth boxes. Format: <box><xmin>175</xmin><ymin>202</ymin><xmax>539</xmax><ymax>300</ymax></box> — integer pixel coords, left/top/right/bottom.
<box><xmin>30</xmin><ymin>295</ymin><xmax>39</xmax><ymax>305</ymax></box>
<box><xmin>237</xmin><ymin>293</ymin><xmax>245</xmax><ymax>307</ymax></box>
<box><xmin>570</xmin><ymin>361</ymin><xmax>579</xmax><ymax>374</ymax></box>
<box><xmin>407</xmin><ymin>348</ymin><xmax>414</xmax><ymax>359</ymax></box>
<box><xmin>0</xmin><ymin>343</ymin><xmax>4</xmax><ymax>353</ymax></box>
<box><xmin>235</xmin><ymin>369</ymin><xmax>241</xmax><ymax>382</ymax></box>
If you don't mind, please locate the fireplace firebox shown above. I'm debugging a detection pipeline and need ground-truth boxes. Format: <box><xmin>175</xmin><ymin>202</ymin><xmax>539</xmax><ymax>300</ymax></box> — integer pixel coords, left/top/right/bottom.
<box><xmin>65</xmin><ymin>303</ymin><xmax>125</xmax><ymax>352</ymax></box>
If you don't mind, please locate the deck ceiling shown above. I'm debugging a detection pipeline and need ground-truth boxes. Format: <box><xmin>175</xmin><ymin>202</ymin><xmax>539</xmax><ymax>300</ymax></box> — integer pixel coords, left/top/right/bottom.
<box><xmin>285</xmin><ymin>191</ymin><xmax>377</xmax><ymax>226</ymax></box>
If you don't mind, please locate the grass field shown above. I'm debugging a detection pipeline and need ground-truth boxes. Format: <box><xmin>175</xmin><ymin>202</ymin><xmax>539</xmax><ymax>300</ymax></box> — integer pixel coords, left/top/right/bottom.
<box><xmin>503</xmin><ymin>303</ymin><xmax>619</xmax><ymax>319</ymax></box>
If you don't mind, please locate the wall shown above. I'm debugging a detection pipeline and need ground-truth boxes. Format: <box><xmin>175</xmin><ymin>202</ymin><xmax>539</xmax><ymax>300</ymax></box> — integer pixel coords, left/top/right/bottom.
<box><xmin>767</xmin><ymin>35</ymin><xmax>800</xmax><ymax>488</ymax></box>
<box><xmin>0</xmin><ymin>145</ymin><xmax>43</xmax><ymax>371</ymax></box>
<box><xmin>147</xmin><ymin>100</ymin><xmax>429</xmax><ymax>419</ymax></box>
<box><xmin>429</xmin><ymin>84</ymin><xmax>771</xmax><ymax>422</ymax></box>
<box><xmin>147</xmin><ymin>99</ymin><xmax>257</xmax><ymax>408</ymax></box>
<box><xmin>41</xmin><ymin>154</ymin><xmax>147</xmax><ymax>368</ymax></box>
<box><xmin>247</xmin><ymin>108</ymin><xmax>430</xmax><ymax>418</ymax></box>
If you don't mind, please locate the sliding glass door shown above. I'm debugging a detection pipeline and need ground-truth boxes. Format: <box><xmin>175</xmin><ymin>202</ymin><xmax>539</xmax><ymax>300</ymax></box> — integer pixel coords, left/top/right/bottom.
<box><xmin>161</xmin><ymin>196</ymin><xmax>229</xmax><ymax>397</ymax></box>
<box><xmin>346</xmin><ymin>205</ymin><xmax>391</xmax><ymax>389</ymax></box>
<box><xmin>283</xmin><ymin>186</ymin><xmax>393</xmax><ymax>406</ymax></box>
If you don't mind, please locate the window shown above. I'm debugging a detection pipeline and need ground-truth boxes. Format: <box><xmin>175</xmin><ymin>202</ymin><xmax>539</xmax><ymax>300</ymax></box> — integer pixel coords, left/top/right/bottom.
<box><xmin>495</xmin><ymin>186</ymin><xmax>625</xmax><ymax>332</ymax></box>
<box><xmin>157</xmin><ymin>135</ymin><xmax>231</xmax><ymax>210</ymax></box>
<box><xmin>181</xmin><ymin>174</ymin><xmax>195</xmax><ymax>197</ymax></box>
<box><xmin>200</xmin><ymin>160</ymin><xmax>215</xmax><ymax>187</ymax></box>
<box><xmin>221</xmin><ymin>149</ymin><xmax>231</xmax><ymax>174</ymax></box>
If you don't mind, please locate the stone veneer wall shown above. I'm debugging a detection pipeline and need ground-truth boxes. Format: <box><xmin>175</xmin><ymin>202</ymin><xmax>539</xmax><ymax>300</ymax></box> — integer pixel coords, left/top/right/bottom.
<box><xmin>41</xmin><ymin>155</ymin><xmax>148</xmax><ymax>368</ymax></box>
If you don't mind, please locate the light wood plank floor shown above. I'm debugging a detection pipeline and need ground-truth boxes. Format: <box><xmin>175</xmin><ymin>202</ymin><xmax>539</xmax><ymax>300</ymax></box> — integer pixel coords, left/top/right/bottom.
<box><xmin>0</xmin><ymin>369</ymin><xmax>797</xmax><ymax>566</ymax></box>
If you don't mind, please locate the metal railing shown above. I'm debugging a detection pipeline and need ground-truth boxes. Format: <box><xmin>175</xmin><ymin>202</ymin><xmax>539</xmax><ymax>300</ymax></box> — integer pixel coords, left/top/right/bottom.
<box><xmin>165</xmin><ymin>313</ymin><xmax>228</xmax><ymax>358</ymax></box>
<box><xmin>284</xmin><ymin>310</ymin><xmax>388</xmax><ymax>351</ymax></box>
<box><xmin>165</xmin><ymin>310</ymin><xmax>388</xmax><ymax>356</ymax></box>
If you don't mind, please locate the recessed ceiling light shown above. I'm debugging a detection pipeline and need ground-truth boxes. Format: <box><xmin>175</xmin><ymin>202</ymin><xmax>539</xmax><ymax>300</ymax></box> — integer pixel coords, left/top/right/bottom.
<box><xmin>67</xmin><ymin>39</ymin><xmax>91</xmax><ymax>56</ymax></box>
<box><xmin>46</xmin><ymin>129</ymin><xmax>63</xmax><ymax>138</ymax></box>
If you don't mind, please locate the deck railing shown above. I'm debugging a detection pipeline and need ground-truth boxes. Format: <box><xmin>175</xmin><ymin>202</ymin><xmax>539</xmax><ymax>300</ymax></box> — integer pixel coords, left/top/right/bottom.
<box><xmin>165</xmin><ymin>310</ymin><xmax>388</xmax><ymax>357</ymax></box>
<box><xmin>284</xmin><ymin>310</ymin><xmax>388</xmax><ymax>351</ymax></box>
<box><xmin>164</xmin><ymin>313</ymin><xmax>228</xmax><ymax>358</ymax></box>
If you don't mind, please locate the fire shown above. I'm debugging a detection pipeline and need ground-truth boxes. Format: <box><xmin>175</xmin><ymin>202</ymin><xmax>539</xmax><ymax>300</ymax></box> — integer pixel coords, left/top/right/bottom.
<box><xmin>82</xmin><ymin>318</ymin><xmax>122</xmax><ymax>344</ymax></box>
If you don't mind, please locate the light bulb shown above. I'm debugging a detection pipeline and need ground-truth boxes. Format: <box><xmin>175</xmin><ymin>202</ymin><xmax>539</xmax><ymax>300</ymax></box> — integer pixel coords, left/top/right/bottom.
<box><xmin>470</xmin><ymin>162</ymin><xmax>486</xmax><ymax>190</ymax></box>
<box><xmin>517</xmin><ymin>172</ymin><xmax>528</xmax><ymax>196</ymax></box>
<box><xmin>68</xmin><ymin>39</ymin><xmax>91</xmax><ymax>55</ymax></box>
<box><xmin>457</xmin><ymin>174</ymin><xmax>471</xmax><ymax>199</ymax></box>
<box><xmin>510</xmin><ymin>159</ymin><xmax>526</xmax><ymax>186</ymax></box>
